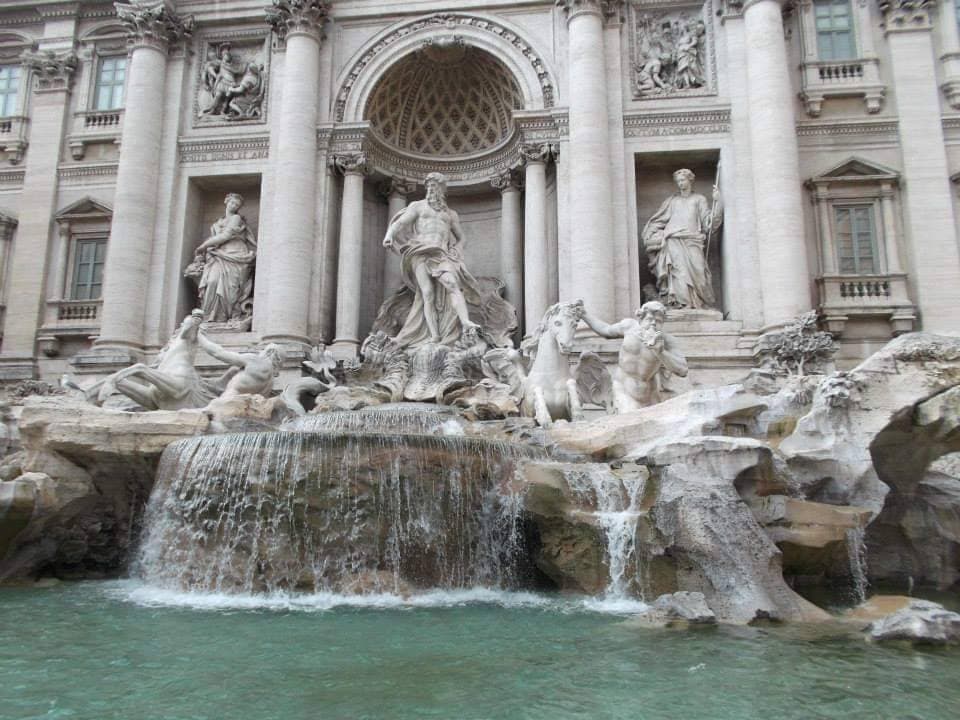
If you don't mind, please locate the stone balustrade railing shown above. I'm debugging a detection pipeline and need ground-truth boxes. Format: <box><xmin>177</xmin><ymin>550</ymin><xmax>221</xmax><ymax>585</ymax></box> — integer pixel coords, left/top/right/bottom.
<box><xmin>800</xmin><ymin>57</ymin><xmax>884</xmax><ymax>116</ymax></box>
<box><xmin>56</xmin><ymin>299</ymin><xmax>101</xmax><ymax>322</ymax></box>
<box><xmin>0</xmin><ymin>116</ymin><xmax>29</xmax><ymax>164</ymax></box>
<box><xmin>817</xmin><ymin>273</ymin><xmax>915</xmax><ymax>335</ymax></box>
<box><xmin>68</xmin><ymin>110</ymin><xmax>124</xmax><ymax>160</ymax></box>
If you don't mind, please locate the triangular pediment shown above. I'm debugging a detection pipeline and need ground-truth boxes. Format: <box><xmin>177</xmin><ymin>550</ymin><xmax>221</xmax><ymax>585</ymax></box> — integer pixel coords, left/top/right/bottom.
<box><xmin>812</xmin><ymin>156</ymin><xmax>900</xmax><ymax>183</ymax></box>
<box><xmin>55</xmin><ymin>197</ymin><xmax>112</xmax><ymax>221</ymax></box>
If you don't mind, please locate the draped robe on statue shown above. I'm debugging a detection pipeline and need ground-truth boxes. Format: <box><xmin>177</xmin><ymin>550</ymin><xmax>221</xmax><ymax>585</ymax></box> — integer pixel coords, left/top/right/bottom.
<box><xmin>198</xmin><ymin>215</ymin><xmax>257</xmax><ymax>322</ymax></box>
<box><xmin>641</xmin><ymin>192</ymin><xmax>721</xmax><ymax>309</ymax></box>
<box><xmin>386</xmin><ymin>201</ymin><xmax>485</xmax><ymax>349</ymax></box>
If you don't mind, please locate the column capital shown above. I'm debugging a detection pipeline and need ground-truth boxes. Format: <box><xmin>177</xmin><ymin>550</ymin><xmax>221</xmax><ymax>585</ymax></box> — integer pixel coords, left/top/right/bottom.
<box><xmin>555</xmin><ymin>0</ymin><xmax>625</xmax><ymax>23</ymax></box>
<box><xmin>518</xmin><ymin>142</ymin><xmax>558</xmax><ymax>166</ymax></box>
<box><xmin>266</xmin><ymin>0</ymin><xmax>332</xmax><ymax>46</ymax></box>
<box><xmin>384</xmin><ymin>177</ymin><xmax>416</xmax><ymax>198</ymax></box>
<box><xmin>331</xmin><ymin>152</ymin><xmax>369</xmax><ymax>176</ymax></box>
<box><xmin>21</xmin><ymin>50</ymin><xmax>78</xmax><ymax>93</ymax></box>
<box><xmin>877</xmin><ymin>0</ymin><xmax>933</xmax><ymax>31</ymax></box>
<box><xmin>115</xmin><ymin>1</ymin><xmax>194</xmax><ymax>53</ymax></box>
<box><xmin>742</xmin><ymin>0</ymin><xmax>796</xmax><ymax>12</ymax></box>
<box><xmin>490</xmin><ymin>169</ymin><xmax>523</xmax><ymax>193</ymax></box>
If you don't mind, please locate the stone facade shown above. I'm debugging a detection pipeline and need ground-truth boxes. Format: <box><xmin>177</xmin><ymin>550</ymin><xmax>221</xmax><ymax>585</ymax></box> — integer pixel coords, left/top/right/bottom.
<box><xmin>0</xmin><ymin>0</ymin><xmax>958</xmax><ymax>384</ymax></box>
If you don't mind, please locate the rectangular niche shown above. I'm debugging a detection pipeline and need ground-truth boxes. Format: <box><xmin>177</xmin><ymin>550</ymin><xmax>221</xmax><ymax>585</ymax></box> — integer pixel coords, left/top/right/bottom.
<box><xmin>193</xmin><ymin>32</ymin><xmax>270</xmax><ymax>127</ymax></box>
<box><xmin>635</xmin><ymin>150</ymin><xmax>724</xmax><ymax>313</ymax></box>
<box><xmin>629</xmin><ymin>0</ymin><xmax>716</xmax><ymax>101</ymax></box>
<box><xmin>180</xmin><ymin>174</ymin><xmax>262</xmax><ymax>333</ymax></box>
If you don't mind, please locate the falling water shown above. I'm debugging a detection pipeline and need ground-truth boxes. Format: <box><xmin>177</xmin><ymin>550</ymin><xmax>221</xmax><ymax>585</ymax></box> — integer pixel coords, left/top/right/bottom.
<box><xmin>283</xmin><ymin>404</ymin><xmax>464</xmax><ymax>435</ymax></box>
<box><xmin>136</xmin><ymin>419</ymin><xmax>542</xmax><ymax>595</ymax></box>
<box><xmin>845</xmin><ymin>526</ymin><xmax>869</xmax><ymax>604</ymax></box>
<box><xmin>564</xmin><ymin>466</ymin><xmax>647</xmax><ymax>599</ymax></box>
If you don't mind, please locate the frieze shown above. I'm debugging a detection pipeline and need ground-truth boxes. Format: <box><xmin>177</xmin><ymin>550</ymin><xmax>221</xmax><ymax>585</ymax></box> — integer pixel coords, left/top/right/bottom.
<box><xmin>178</xmin><ymin>136</ymin><xmax>270</xmax><ymax>164</ymax></box>
<box><xmin>623</xmin><ymin>108</ymin><xmax>730</xmax><ymax>136</ymax></box>
<box><xmin>795</xmin><ymin>119</ymin><xmax>899</xmax><ymax>137</ymax></box>
<box><xmin>194</xmin><ymin>34</ymin><xmax>270</xmax><ymax>127</ymax></box>
<box><xmin>629</xmin><ymin>1</ymin><xmax>716</xmax><ymax>101</ymax></box>
<box><xmin>334</xmin><ymin>13</ymin><xmax>556</xmax><ymax>123</ymax></box>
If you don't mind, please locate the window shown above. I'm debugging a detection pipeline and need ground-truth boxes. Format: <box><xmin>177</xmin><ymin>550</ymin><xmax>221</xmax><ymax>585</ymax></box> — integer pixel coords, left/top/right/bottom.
<box><xmin>0</xmin><ymin>65</ymin><xmax>20</xmax><ymax>117</ymax></box>
<box><xmin>815</xmin><ymin>0</ymin><xmax>855</xmax><ymax>61</ymax></box>
<box><xmin>94</xmin><ymin>56</ymin><xmax>126</xmax><ymax>111</ymax></box>
<box><xmin>71</xmin><ymin>238</ymin><xmax>107</xmax><ymax>300</ymax></box>
<box><xmin>834</xmin><ymin>205</ymin><xmax>877</xmax><ymax>275</ymax></box>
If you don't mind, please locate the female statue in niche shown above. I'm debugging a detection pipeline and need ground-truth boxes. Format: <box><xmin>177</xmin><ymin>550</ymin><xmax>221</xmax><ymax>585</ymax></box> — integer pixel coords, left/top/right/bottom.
<box><xmin>184</xmin><ymin>192</ymin><xmax>257</xmax><ymax>328</ymax></box>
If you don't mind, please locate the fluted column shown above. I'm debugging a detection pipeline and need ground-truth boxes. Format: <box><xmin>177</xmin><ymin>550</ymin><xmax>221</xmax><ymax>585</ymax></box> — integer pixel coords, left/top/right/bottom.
<box><xmin>557</xmin><ymin>0</ymin><xmax>620</xmax><ymax>318</ymax></box>
<box><xmin>95</xmin><ymin>1</ymin><xmax>192</xmax><ymax>357</ymax></box>
<box><xmin>491</xmin><ymin>170</ymin><xmax>524</xmax><ymax>336</ymax></box>
<box><xmin>880</xmin><ymin>0</ymin><xmax>960</xmax><ymax>332</ymax></box>
<box><xmin>0</xmin><ymin>50</ymin><xmax>77</xmax><ymax>373</ymax></box>
<box><xmin>520</xmin><ymin>143</ymin><xmax>555</xmax><ymax>332</ymax></box>
<box><xmin>332</xmin><ymin>153</ymin><xmax>368</xmax><ymax>355</ymax></box>
<box><xmin>261</xmin><ymin>0</ymin><xmax>330</xmax><ymax>345</ymax></box>
<box><xmin>743</xmin><ymin>0</ymin><xmax>811</xmax><ymax>327</ymax></box>
<box><xmin>383</xmin><ymin>178</ymin><xmax>414</xmax><ymax>299</ymax></box>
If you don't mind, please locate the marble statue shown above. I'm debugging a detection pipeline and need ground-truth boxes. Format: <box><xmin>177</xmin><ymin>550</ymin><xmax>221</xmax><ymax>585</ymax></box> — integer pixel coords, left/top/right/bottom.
<box><xmin>87</xmin><ymin>311</ymin><xmax>216</xmax><ymax>410</ymax></box>
<box><xmin>580</xmin><ymin>301</ymin><xmax>689</xmax><ymax>412</ymax></box>
<box><xmin>197</xmin><ymin>330</ymin><xmax>283</xmax><ymax>399</ymax></box>
<box><xmin>200</xmin><ymin>44</ymin><xmax>264</xmax><ymax>120</ymax></box>
<box><xmin>641</xmin><ymin>169</ymin><xmax>722</xmax><ymax>310</ymax></box>
<box><xmin>184</xmin><ymin>193</ymin><xmax>257</xmax><ymax>329</ymax></box>
<box><xmin>382</xmin><ymin>172</ymin><xmax>483</xmax><ymax>348</ymax></box>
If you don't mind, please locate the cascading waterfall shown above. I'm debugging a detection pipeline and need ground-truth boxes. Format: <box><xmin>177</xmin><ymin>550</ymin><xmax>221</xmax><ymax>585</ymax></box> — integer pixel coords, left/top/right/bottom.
<box><xmin>565</xmin><ymin>467</ymin><xmax>647</xmax><ymax>599</ymax></box>
<box><xmin>136</xmin><ymin>407</ymin><xmax>542</xmax><ymax>595</ymax></box>
<box><xmin>845</xmin><ymin>526</ymin><xmax>869</xmax><ymax>604</ymax></box>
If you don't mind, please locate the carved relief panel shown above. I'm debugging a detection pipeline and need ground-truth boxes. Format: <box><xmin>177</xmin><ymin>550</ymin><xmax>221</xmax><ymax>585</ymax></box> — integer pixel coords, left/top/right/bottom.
<box><xmin>194</xmin><ymin>33</ymin><xmax>269</xmax><ymax>126</ymax></box>
<box><xmin>629</xmin><ymin>1</ymin><xmax>715</xmax><ymax>101</ymax></box>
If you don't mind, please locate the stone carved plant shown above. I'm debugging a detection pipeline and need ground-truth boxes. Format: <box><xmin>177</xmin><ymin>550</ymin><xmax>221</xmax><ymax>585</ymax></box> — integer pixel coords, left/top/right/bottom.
<box><xmin>754</xmin><ymin>311</ymin><xmax>837</xmax><ymax>378</ymax></box>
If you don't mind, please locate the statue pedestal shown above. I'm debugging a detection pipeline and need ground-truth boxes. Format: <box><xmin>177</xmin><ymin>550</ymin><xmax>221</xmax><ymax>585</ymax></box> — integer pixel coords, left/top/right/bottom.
<box><xmin>666</xmin><ymin>308</ymin><xmax>724</xmax><ymax>323</ymax></box>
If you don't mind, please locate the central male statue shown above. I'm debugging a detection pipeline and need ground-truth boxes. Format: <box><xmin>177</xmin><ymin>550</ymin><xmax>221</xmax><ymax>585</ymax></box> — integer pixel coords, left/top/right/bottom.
<box><xmin>383</xmin><ymin>172</ymin><xmax>482</xmax><ymax>348</ymax></box>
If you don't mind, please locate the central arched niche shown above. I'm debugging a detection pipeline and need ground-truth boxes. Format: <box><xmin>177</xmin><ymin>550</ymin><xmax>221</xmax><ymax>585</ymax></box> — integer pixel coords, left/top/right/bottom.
<box><xmin>364</xmin><ymin>42</ymin><xmax>524</xmax><ymax>159</ymax></box>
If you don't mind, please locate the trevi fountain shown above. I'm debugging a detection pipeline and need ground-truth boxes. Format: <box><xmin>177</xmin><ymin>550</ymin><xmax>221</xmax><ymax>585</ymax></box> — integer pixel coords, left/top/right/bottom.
<box><xmin>1</xmin><ymin>1</ymin><xmax>960</xmax><ymax>719</ymax></box>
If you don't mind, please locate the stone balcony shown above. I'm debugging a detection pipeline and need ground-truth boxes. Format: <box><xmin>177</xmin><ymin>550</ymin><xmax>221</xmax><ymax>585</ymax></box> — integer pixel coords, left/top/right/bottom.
<box><xmin>817</xmin><ymin>273</ymin><xmax>916</xmax><ymax>336</ymax></box>
<box><xmin>37</xmin><ymin>299</ymin><xmax>102</xmax><ymax>357</ymax></box>
<box><xmin>67</xmin><ymin>109</ymin><xmax>124</xmax><ymax>160</ymax></box>
<box><xmin>0</xmin><ymin>116</ymin><xmax>29</xmax><ymax>164</ymax></box>
<box><xmin>799</xmin><ymin>58</ymin><xmax>885</xmax><ymax>117</ymax></box>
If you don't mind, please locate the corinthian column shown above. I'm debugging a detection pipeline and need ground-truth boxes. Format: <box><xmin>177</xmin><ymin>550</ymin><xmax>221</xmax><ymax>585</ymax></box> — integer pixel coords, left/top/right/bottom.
<box><xmin>261</xmin><ymin>0</ymin><xmax>330</xmax><ymax>345</ymax></box>
<box><xmin>491</xmin><ymin>170</ymin><xmax>524</xmax><ymax>335</ymax></box>
<box><xmin>332</xmin><ymin>153</ymin><xmax>368</xmax><ymax>356</ymax></box>
<box><xmin>743</xmin><ymin>0</ymin><xmax>811</xmax><ymax>328</ymax></box>
<box><xmin>94</xmin><ymin>1</ymin><xmax>192</xmax><ymax>359</ymax></box>
<box><xmin>556</xmin><ymin>0</ymin><xmax>620</xmax><ymax>319</ymax></box>
<box><xmin>520</xmin><ymin>143</ymin><xmax>555</xmax><ymax>332</ymax></box>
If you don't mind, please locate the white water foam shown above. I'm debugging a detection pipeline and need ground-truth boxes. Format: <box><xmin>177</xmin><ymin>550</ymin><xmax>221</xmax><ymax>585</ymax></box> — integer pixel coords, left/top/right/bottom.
<box><xmin>106</xmin><ymin>580</ymin><xmax>648</xmax><ymax>616</ymax></box>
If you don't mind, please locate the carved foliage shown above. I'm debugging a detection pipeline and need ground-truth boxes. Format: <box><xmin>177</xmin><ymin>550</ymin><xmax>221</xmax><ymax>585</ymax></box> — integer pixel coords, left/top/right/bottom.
<box><xmin>877</xmin><ymin>0</ymin><xmax>933</xmax><ymax>29</ymax></box>
<box><xmin>114</xmin><ymin>1</ymin><xmax>194</xmax><ymax>50</ymax></box>
<box><xmin>631</xmin><ymin>2</ymin><xmax>712</xmax><ymax>100</ymax></box>
<box><xmin>555</xmin><ymin>0</ymin><xmax>627</xmax><ymax>20</ymax></box>
<box><xmin>196</xmin><ymin>38</ymin><xmax>268</xmax><ymax>124</ymax></box>
<box><xmin>754</xmin><ymin>311</ymin><xmax>838</xmax><ymax>377</ymax></box>
<box><xmin>21</xmin><ymin>50</ymin><xmax>78</xmax><ymax>92</ymax></box>
<box><xmin>265</xmin><ymin>0</ymin><xmax>332</xmax><ymax>44</ymax></box>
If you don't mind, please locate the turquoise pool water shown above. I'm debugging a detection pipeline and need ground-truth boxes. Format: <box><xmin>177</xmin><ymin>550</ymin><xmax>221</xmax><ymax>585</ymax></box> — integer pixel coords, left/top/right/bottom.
<box><xmin>1</xmin><ymin>581</ymin><xmax>958</xmax><ymax>720</ymax></box>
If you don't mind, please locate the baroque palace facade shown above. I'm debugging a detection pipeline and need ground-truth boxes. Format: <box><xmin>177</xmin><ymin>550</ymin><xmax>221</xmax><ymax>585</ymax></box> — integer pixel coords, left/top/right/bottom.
<box><xmin>0</xmin><ymin>0</ymin><xmax>958</xmax><ymax>386</ymax></box>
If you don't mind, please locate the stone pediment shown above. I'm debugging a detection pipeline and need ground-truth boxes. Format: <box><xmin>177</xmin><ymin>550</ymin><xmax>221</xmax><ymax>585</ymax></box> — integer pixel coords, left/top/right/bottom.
<box><xmin>809</xmin><ymin>156</ymin><xmax>900</xmax><ymax>185</ymax></box>
<box><xmin>55</xmin><ymin>197</ymin><xmax>112</xmax><ymax>222</ymax></box>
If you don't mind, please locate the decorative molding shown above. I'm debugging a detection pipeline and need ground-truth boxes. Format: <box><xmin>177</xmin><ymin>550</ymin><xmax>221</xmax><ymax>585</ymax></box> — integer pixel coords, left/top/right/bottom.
<box><xmin>518</xmin><ymin>142</ymin><xmax>557</xmax><ymax>165</ymax></box>
<box><xmin>264</xmin><ymin>0</ymin><xmax>332</xmax><ymax>47</ymax></box>
<box><xmin>796</xmin><ymin>119</ymin><xmax>899</xmax><ymax>137</ymax></box>
<box><xmin>555</xmin><ymin>0</ymin><xmax>627</xmax><ymax>23</ymax></box>
<box><xmin>334</xmin><ymin>13</ymin><xmax>556</xmax><ymax>123</ymax></box>
<box><xmin>331</xmin><ymin>152</ymin><xmax>369</xmax><ymax>176</ymax></box>
<box><xmin>515</xmin><ymin>111</ymin><xmax>569</xmax><ymax>142</ymax></box>
<box><xmin>622</xmin><ymin>108</ymin><xmax>730</xmax><ymax>136</ymax></box>
<box><xmin>21</xmin><ymin>50</ymin><xmax>78</xmax><ymax>92</ymax></box>
<box><xmin>177</xmin><ymin>136</ymin><xmax>270</xmax><ymax>164</ymax></box>
<box><xmin>57</xmin><ymin>162</ymin><xmax>120</xmax><ymax>184</ymax></box>
<box><xmin>490</xmin><ymin>169</ymin><xmax>523</xmax><ymax>192</ymax></box>
<box><xmin>877</xmin><ymin>0</ymin><xmax>933</xmax><ymax>31</ymax></box>
<box><xmin>114</xmin><ymin>0</ymin><xmax>195</xmax><ymax>52</ymax></box>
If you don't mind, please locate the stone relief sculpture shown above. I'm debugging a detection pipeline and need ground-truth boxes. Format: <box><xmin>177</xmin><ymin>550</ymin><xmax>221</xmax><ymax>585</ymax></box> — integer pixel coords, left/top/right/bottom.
<box><xmin>633</xmin><ymin>9</ymin><xmax>708</xmax><ymax>98</ymax></box>
<box><xmin>184</xmin><ymin>193</ymin><xmax>257</xmax><ymax>330</ymax></box>
<box><xmin>580</xmin><ymin>301</ymin><xmax>689</xmax><ymax>412</ymax></box>
<box><xmin>641</xmin><ymin>169</ymin><xmax>722</xmax><ymax>310</ymax></box>
<box><xmin>198</xmin><ymin>43</ymin><xmax>265</xmax><ymax>121</ymax></box>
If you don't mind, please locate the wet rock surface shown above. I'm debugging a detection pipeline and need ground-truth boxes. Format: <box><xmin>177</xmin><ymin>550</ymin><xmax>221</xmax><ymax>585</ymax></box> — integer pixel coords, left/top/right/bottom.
<box><xmin>866</xmin><ymin>599</ymin><xmax>960</xmax><ymax>645</ymax></box>
<box><xmin>630</xmin><ymin>591</ymin><xmax>716</xmax><ymax>627</ymax></box>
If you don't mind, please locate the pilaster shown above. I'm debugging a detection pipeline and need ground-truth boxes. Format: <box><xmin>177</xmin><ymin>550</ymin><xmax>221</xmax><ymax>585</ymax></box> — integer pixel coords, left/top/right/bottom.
<box><xmin>519</xmin><ymin>143</ymin><xmax>555</xmax><ymax>333</ymax></box>
<box><xmin>0</xmin><ymin>50</ymin><xmax>77</xmax><ymax>378</ymax></box>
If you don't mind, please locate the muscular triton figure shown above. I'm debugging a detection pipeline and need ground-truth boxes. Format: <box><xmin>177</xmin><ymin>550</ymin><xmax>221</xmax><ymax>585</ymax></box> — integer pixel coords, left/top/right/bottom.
<box><xmin>580</xmin><ymin>301</ymin><xmax>688</xmax><ymax>412</ymax></box>
<box><xmin>382</xmin><ymin>172</ymin><xmax>482</xmax><ymax>348</ymax></box>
